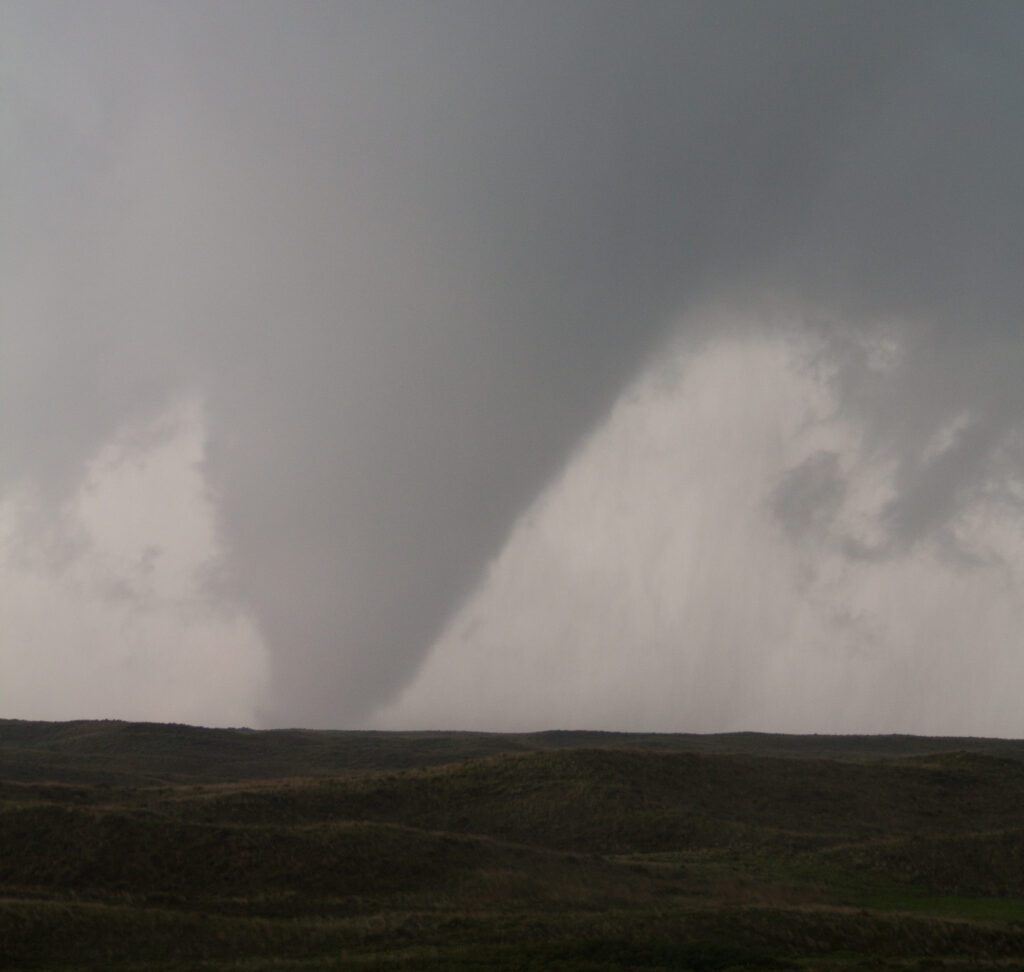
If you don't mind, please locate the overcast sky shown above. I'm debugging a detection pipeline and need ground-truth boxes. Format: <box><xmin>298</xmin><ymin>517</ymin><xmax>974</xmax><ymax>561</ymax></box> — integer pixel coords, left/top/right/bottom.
<box><xmin>3</xmin><ymin>1</ymin><xmax>1023</xmax><ymax>735</ymax></box>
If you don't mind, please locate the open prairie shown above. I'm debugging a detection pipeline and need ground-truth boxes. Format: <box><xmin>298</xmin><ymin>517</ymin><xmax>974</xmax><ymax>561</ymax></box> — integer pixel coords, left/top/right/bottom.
<box><xmin>3</xmin><ymin>720</ymin><xmax>1024</xmax><ymax>970</ymax></box>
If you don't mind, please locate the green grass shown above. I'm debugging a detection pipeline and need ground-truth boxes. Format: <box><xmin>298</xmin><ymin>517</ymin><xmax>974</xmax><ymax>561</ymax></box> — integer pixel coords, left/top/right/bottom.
<box><xmin>750</xmin><ymin>855</ymin><xmax>1024</xmax><ymax>923</ymax></box>
<box><xmin>3</xmin><ymin>720</ymin><xmax>1024</xmax><ymax>969</ymax></box>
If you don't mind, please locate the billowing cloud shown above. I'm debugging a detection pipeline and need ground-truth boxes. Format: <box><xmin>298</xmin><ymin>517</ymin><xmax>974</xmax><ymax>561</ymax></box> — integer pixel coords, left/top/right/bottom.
<box><xmin>376</xmin><ymin>323</ymin><xmax>1024</xmax><ymax>736</ymax></box>
<box><xmin>772</xmin><ymin>450</ymin><xmax>846</xmax><ymax>543</ymax></box>
<box><xmin>3</xmin><ymin>2</ymin><xmax>1023</xmax><ymax>731</ymax></box>
<box><xmin>0</xmin><ymin>396</ymin><xmax>266</xmax><ymax>725</ymax></box>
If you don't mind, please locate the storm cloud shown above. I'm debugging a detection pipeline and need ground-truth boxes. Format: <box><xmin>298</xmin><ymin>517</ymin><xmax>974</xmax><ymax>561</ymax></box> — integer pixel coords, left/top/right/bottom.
<box><xmin>3</xmin><ymin>1</ymin><xmax>1023</xmax><ymax>731</ymax></box>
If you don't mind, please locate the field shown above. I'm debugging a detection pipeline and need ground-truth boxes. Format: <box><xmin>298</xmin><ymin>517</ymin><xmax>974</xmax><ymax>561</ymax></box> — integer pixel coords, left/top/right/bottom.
<box><xmin>2</xmin><ymin>720</ymin><xmax>1024</xmax><ymax>970</ymax></box>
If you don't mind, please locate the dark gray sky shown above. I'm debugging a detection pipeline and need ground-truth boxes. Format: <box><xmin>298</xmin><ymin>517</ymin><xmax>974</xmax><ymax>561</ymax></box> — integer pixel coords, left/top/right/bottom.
<box><xmin>3</xmin><ymin>1</ymin><xmax>1023</xmax><ymax>733</ymax></box>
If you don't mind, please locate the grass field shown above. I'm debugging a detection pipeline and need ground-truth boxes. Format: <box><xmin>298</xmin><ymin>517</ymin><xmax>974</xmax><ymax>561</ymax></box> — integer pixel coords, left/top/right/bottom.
<box><xmin>2</xmin><ymin>720</ymin><xmax>1024</xmax><ymax>970</ymax></box>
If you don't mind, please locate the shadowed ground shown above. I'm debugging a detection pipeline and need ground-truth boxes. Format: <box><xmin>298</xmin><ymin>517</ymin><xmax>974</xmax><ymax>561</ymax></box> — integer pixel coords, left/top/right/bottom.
<box><xmin>2</xmin><ymin>720</ymin><xmax>1024</xmax><ymax>970</ymax></box>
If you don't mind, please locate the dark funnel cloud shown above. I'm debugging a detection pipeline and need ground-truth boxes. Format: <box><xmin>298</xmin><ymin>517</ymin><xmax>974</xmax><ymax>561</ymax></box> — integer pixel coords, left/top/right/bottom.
<box><xmin>4</xmin><ymin>2</ymin><xmax>1023</xmax><ymax>728</ymax></box>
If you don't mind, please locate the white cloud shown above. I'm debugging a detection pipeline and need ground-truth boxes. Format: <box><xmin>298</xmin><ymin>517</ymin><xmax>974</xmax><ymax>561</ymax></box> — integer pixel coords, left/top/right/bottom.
<box><xmin>0</xmin><ymin>395</ymin><xmax>267</xmax><ymax>727</ymax></box>
<box><xmin>375</xmin><ymin>318</ymin><xmax>1024</xmax><ymax>737</ymax></box>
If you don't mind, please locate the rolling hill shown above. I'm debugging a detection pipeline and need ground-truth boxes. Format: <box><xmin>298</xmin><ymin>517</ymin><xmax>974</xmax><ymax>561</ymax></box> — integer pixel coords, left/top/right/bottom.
<box><xmin>2</xmin><ymin>720</ymin><xmax>1024</xmax><ymax>970</ymax></box>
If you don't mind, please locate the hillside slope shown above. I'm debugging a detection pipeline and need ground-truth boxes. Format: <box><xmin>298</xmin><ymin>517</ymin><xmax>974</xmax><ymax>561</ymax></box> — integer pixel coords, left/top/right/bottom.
<box><xmin>3</xmin><ymin>721</ymin><xmax>1024</xmax><ymax>970</ymax></box>
<box><xmin>4</xmin><ymin>717</ymin><xmax>1024</xmax><ymax>785</ymax></box>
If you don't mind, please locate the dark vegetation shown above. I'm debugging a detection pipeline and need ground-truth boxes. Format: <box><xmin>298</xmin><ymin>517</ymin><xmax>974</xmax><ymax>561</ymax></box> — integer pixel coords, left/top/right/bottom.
<box><xmin>2</xmin><ymin>720</ymin><xmax>1024</xmax><ymax>970</ymax></box>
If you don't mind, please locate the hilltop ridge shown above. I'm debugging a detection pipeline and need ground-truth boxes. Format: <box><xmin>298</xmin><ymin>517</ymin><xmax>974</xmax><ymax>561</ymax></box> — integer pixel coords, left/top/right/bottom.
<box><xmin>3</xmin><ymin>717</ymin><xmax>1023</xmax><ymax>785</ymax></box>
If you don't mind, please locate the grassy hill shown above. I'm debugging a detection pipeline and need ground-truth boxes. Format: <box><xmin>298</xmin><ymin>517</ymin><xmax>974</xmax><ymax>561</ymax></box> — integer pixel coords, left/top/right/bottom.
<box><xmin>2</xmin><ymin>721</ymin><xmax>1024</xmax><ymax>970</ymax></box>
<box><xmin>4</xmin><ymin>717</ymin><xmax>1024</xmax><ymax>785</ymax></box>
